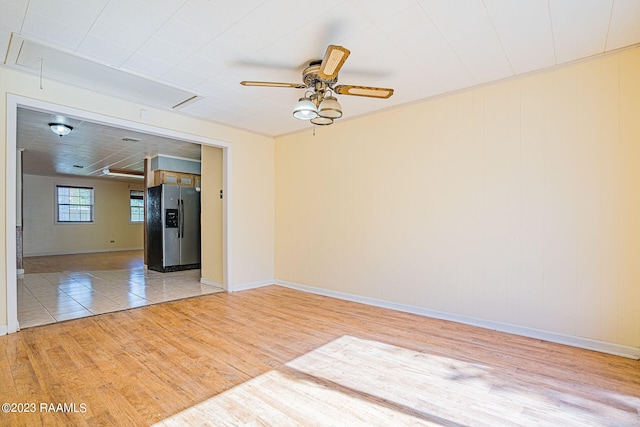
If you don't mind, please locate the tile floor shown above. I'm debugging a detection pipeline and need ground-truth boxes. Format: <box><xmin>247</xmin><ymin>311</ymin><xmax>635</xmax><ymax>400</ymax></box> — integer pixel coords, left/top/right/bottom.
<box><xmin>18</xmin><ymin>268</ymin><xmax>223</xmax><ymax>329</ymax></box>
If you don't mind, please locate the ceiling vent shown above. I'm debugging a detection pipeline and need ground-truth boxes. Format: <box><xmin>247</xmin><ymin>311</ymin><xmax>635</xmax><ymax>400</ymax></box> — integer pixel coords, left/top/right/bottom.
<box><xmin>4</xmin><ymin>34</ymin><xmax>202</xmax><ymax>111</ymax></box>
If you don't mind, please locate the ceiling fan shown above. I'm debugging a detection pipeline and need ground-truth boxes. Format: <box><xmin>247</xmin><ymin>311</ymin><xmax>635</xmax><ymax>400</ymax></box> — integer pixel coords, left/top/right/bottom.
<box><xmin>240</xmin><ymin>45</ymin><xmax>394</xmax><ymax>126</ymax></box>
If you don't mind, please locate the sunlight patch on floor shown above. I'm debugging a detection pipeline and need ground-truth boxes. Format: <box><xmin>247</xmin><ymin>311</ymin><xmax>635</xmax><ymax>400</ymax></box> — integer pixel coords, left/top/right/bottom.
<box><xmin>155</xmin><ymin>335</ymin><xmax>640</xmax><ymax>426</ymax></box>
<box><xmin>155</xmin><ymin>368</ymin><xmax>438</xmax><ymax>426</ymax></box>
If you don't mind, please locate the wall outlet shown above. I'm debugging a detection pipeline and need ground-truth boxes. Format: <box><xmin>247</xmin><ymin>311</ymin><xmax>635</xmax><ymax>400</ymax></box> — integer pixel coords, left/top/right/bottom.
<box><xmin>110</xmin><ymin>240</ymin><xmax>115</xmax><ymax>243</ymax></box>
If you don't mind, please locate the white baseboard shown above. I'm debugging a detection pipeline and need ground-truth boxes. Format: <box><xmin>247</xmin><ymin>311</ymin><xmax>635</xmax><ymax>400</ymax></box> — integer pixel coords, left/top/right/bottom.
<box><xmin>231</xmin><ymin>280</ymin><xmax>275</xmax><ymax>293</ymax></box>
<box><xmin>275</xmin><ymin>279</ymin><xmax>640</xmax><ymax>360</ymax></box>
<box><xmin>0</xmin><ymin>324</ymin><xmax>7</xmax><ymax>336</ymax></box>
<box><xmin>200</xmin><ymin>278</ymin><xmax>223</xmax><ymax>288</ymax></box>
<box><xmin>25</xmin><ymin>247</ymin><xmax>144</xmax><ymax>257</ymax></box>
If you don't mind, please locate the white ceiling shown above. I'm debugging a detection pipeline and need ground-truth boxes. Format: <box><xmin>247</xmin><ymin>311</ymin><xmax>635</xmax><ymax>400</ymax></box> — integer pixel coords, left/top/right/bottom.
<box><xmin>2</xmin><ymin>0</ymin><xmax>640</xmax><ymax>177</ymax></box>
<box><xmin>17</xmin><ymin>107</ymin><xmax>201</xmax><ymax>179</ymax></box>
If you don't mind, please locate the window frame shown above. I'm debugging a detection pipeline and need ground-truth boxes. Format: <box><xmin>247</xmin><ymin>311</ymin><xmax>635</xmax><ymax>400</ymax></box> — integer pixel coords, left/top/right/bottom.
<box><xmin>129</xmin><ymin>189</ymin><xmax>144</xmax><ymax>223</ymax></box>
<box><xmin>55</xmin><ymin>185</ymin><xmax>95</xmax><ymax>224</ymax></box>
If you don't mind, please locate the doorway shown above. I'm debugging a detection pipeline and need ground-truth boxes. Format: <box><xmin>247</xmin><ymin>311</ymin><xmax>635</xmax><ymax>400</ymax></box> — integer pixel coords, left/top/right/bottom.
<box><xmin>5</xmin><ymin>95</ymin><xmax>233</xmax><ymax>333</ymax></box>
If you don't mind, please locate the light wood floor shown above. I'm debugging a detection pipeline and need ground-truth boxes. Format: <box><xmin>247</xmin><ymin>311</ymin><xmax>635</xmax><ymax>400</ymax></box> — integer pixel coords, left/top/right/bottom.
<box><xmin>1</xmin><ymin>285</ymin><xmax>639</xmax><ymax>426</ymax></box>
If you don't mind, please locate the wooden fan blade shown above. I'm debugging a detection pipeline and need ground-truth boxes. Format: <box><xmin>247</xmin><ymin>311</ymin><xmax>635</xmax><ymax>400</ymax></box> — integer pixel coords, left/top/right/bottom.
<box><xmin>318</xmin><ymin>45</ymin><xmax>350</xmax><ymax>81</ymax></box>
<box><xmin>334</xmin><ymin>85</ymin><xmax>394</xmax><ymax>99</ymax></box>
<box><xmin>241</xmin><ymin>81</ymin><xmax>306</xmax><ymax>89</ymax></box>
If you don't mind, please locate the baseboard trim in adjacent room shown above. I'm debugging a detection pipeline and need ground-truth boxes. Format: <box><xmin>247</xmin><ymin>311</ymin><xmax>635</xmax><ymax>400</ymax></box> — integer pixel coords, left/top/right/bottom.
<box><xmin>275</xmin><ymin>279</ymin><xmax>640</xmax><ymax>360</ymax></box>
<box><xmin>0</xmin><ymin>325</ymin><xmax>7</xmax><ymax>336</ymax></box>
<box><xmin>25</xmin><ymin>247</ymin><xmax>144</xmax><ymax>257</ymax></box>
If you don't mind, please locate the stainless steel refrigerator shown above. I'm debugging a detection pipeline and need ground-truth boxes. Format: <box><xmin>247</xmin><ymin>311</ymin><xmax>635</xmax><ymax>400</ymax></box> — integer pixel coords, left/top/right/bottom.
<box><xmin>147</xmin><ymin>184</ymin><xmax>201</xmax><ymax>272</ymax></box>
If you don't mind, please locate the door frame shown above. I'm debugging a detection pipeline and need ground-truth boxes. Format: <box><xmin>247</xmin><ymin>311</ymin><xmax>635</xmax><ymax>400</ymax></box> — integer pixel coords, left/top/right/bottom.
<box><xmin>5</xmin><ymin>94</ymin><xmax>233</xmax><ymax>333</ymax></box>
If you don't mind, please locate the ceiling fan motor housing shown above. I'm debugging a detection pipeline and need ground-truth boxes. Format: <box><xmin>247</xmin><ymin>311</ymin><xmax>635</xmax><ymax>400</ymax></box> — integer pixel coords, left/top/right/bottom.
<box><xmin>303</xmin><ymin>61</ymin><xmax>337</xmax><ymax>88</ymax></box>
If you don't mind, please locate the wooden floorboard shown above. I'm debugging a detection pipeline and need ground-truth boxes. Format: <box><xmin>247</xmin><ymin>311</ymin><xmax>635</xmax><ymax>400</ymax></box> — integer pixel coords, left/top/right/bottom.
<box><xmin>1</xmin><ymin>285</ymin><xmax>639</xmax><ymax>426</ymax></box>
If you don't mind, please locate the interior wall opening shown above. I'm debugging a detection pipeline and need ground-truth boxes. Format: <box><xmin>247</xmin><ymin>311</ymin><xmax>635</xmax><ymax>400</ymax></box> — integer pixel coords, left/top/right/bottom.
<box><xmin>5</xmin><ymin>95</ymin><xmax>232</xmax><ymax>333</ymax></box>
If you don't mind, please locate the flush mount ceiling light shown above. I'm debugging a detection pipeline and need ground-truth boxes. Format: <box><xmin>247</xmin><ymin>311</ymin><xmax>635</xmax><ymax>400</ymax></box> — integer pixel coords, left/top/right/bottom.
<box><xmin>241</xmin><ymin>45</ymin><xmax>394</xmax><ymax>127</ymax></box>
<box><xmin>48</xmin><ymin>122</ymin><xmax>73</xmax><ymax>137</ymax></box>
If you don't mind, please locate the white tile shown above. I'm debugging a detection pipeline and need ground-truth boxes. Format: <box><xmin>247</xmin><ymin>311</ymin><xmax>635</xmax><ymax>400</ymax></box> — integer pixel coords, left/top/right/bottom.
<box><xmin>432</xmin><ymin>7</ymin><xmax>513</xmax><ymax>82</ymax></box>
<box><xmin>378</xmin><ymin>5</ymin><xmax>473</xmax><ymax>91</ymax></box>
<box><xmin>18</xmin><ymin>264</ymin><xmax>206</xmax><ymax>327</ymax></box>
<box><xmin>85</xmin><ymin>300</ymin><xmax>124</xmax><ymax>314</ymax></box>
<box><xmin>160</xmin><ymin>66</ymin><xmax>208</xmax><ymax>90</ymax></box>
<box><xmin>20</xmin><ymin>314</ymin><xmax>56</xmax><ymax>329</ymax></box>
<box><xmin>0</xmin><ymin>0</ymin><xmax>29</xmax><ymax>31</ymax></box>
<box><xmin>26</xmin><ymin>0</ymin><xmax>99</xmax><ymax>34</ymax></box>
<box><xmin>21</xmin><ymin>12</ymin><xmax>87</xmax><ymax>50</ymax></box>
<box><xmin>30</xmin><ymin>291</ymin><xmax>69</xmax><ymax>301</ymax></box>
<box><xmin>172</xmin><ymin>0</ymin><xmax>266</xmax><ymax>38</ymax></box>
<box><xmin>549</xmin><ymin>0</ymin><xmax>613</xmax><ymax>63</ymax></box>
<box><xmin>76</xmin><ymin>35</ymin><xmax>136</xmax><ymax>66</ymax></box>
<box><xmin>606</xmin><ymin>0</ymin><xmax>640</xmax><ymax>51</ymax></box>
<box><xmin>68</xmin><ymin>0</ymin><xmax>109</xmax><ymax>11</ymax></box>
<box><xmin>54</xmin><ymin>309</ymin><xmax>93</xmax><ymax>322</ymax></box>
<box><xmin>350</xmin><ymin>0</ymin><xmax>416</xmax><ymax>24</ymax></box>
<box><xmin>100</xmin><ymin>0</ymin><xmax>171</xmax><ymax>34</ymax></box>
<box><xmin>153</xmin><ymin>16</ymin><xmax>212</xmax><ymax>54</ymax></box>
<box><xmin>86</xmin><ymin>15</ymin><xmax>151</xmax><ymax>53</ymax></box>
<box><xmin>133</xmin><ymin>37</ymin><xmax>191</xmax><ymax>67</ymax></box>
<box><xmin>184</xmin><ymin>40</ymin><xmax>248</xmax><ymax>82</ymax></box>
<box><xmin>216</xmin><ymin>0</ymin><xmax>316</xmax><ymax>57</ymax></box>
<box><xmin>42</xmin><ymin>296</ymin><xmax>84</xmax><ymax>308</ymax></box>
<box><xmin>485</xmin><ymin>0</ymin><xmax>556</xmax><ymax>74</ymax></box>
<box><xmin>22</xmin><ymin>273</ymin><xmax>51</xmax><ymax>283</ymax></box>
<box><xmin>122</xmin><ymin>51</ymin><xmax>174</xmax><ymax>78</ymax></box>
<box><xmin>70</xmin><ymin>293</ymin><xmax>104</xmax><ymax>306</ymax></box>
<box><xmin>123</xmin><ymin>299</ymin><xmax>149</xmax><ymax>309</ymax></box>
<box><xmin>135</xmin><ymin>0</ymin><xmax>185</xmax><ymax>17</ymax></box>
<box><xmin>57</xmin><ymin>282</ymin><xmax>90</xmax><ymax>291</ymax></box>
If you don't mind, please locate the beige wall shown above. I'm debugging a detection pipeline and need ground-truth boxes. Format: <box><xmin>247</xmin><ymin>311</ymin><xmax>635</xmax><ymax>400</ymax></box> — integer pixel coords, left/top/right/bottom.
<box><xmin>201</xmin><ymin>146</ymin><xmax>223</xmax><ymax>284</ymax></box>
<box><xmin>1</xmin><ymin>67</ymin><xmax>275</xmax><ymax>330</ymax></box>
<box><xmin>22</xmin><ymin>174</ymin><xmax>144</xmax><ymax>256</ymax></box>
<box><xmin>231</xmin><ymin>130</ymin><xmax>276</xmax><ymax>287</ymax></box>
<box><xmin>275</xmin><ymin>47</ymin><xmax>640</xmax><ymax>349</ymax></box>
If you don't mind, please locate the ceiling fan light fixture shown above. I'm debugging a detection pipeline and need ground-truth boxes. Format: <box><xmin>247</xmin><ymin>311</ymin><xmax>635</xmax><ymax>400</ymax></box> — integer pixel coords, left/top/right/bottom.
<box><xmin>48</xmin><ymin>122</ymin><xmax>73</xmax><ymax>137</ymax></box>
<box><xmin>293</xmin><ymin>97</ymin><xmax>318</xmax><ymax>120</ymax></box>
<box><xmin>310</xmin><ymin>116</ymin><xmax>333</xmax><ymax>126</ymax></box>
<box><xmin>318</xmin><ymin>96</ymin><xmax>343</xmax><ymax>119</ymax></box>
<box><xmin>241</xmin><ymin>45</ymin><xmax>394</xmax><ymax>127</ymax></box>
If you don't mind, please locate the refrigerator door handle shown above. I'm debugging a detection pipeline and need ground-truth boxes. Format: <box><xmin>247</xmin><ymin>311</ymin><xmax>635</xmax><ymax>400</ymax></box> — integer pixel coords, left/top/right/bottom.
<box><xmin>180</xmin><ymin>199</ymin><xmax>185</xmax><ymax>239</ymax></box>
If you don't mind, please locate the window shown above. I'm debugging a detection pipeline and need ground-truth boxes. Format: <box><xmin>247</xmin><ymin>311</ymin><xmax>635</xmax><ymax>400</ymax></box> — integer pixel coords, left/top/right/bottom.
<box><xmin>130</xmin><ymin>190</ymin><xmax>144</xmax><ymax>222</ymax></box>
<box><xmin>57</xmin><ymin>185</ymin><xmax>94</xmax><ymax>223</ymax></box>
